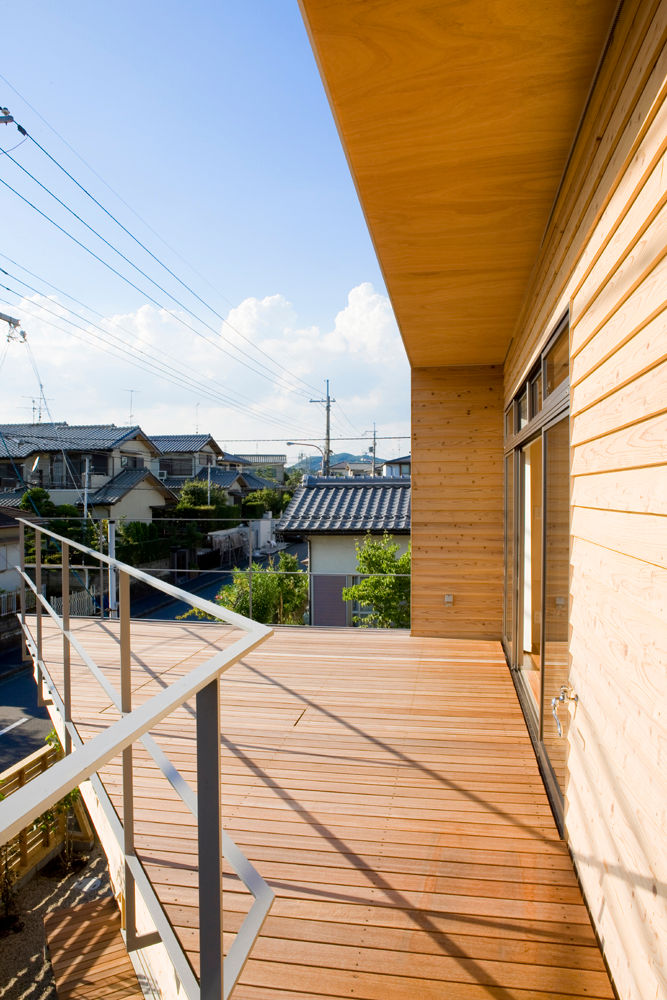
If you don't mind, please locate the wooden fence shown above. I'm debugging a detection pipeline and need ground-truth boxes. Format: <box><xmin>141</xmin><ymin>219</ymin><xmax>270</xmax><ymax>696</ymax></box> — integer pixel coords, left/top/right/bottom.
<box><xmin>0</xmin><ymin>744</ymin><xmax>93</xmax><ymax>884</ymax></box>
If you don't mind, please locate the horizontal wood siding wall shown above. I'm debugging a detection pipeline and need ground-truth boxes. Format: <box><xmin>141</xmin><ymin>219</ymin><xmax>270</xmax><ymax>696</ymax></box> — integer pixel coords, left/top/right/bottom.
<box><xmin>411</xmin><ymin>366</ymin><xmax>504</xmax><ymax>638</ymax></box>
<box><xmin>504</xmin><ymin>3</ymin><xmax>666</xmax><ymax>998</ymax></box>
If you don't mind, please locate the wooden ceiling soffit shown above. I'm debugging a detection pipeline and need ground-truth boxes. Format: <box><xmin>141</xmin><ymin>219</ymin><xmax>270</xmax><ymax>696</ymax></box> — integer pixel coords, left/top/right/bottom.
<box><xmin>299</xmin><ymin>0</ymin><xmax>618</xmax><ymax>367</ymax></box>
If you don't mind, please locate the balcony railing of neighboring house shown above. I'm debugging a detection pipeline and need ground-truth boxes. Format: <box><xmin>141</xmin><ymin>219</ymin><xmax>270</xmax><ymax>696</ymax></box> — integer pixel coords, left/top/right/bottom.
<box><xmin>0</xmin><ymin>519</ymin><xmax>275</xmax><ymax>1000</ymax></box>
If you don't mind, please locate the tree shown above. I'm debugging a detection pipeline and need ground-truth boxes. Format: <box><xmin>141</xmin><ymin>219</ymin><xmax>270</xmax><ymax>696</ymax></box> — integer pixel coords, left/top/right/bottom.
<box><xmin>342</xmin><ymin>533</ymin><xmax>411</xmax><ymax>628</ymax></box>
<box><xmin>19</xmin><ymin>487</ymin><xmax>56</xmax><ymax>517</ymax></box>
<box><xmin>177</xmin><ymin>480</ymin><xmax>229</xmax><ymax>509</ymax></box>
<box><xmin>181</xmin><ymin>551</ymin><xmax>308</xmax><ymax>625</ymax></box>
<box><xmin>243</xmin><ymin>488</ymin><xmax>290</xmax><ymax>516</ymax></box>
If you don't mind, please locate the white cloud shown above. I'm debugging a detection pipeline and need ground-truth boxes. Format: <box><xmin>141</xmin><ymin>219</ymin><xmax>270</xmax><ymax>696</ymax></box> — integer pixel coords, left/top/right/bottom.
<box><xmin>0</xmin><ymin>283</ymin><xmax>410</xmax><ymax>461</ymax></box>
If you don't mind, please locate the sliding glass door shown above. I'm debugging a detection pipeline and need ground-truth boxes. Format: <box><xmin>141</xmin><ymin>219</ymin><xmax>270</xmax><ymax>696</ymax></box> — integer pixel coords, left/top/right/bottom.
<box><xmin>503</xmin><ymin>320</ymin><xmax>570</xmax><ymax>824</ymax></box>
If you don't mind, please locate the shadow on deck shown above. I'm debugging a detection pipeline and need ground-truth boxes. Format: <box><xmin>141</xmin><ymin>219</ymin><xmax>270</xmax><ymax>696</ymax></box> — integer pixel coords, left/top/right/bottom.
<box><xmin>27</xmin><ymin>617</ymin><xmax>613</xmax><ymax>999</ymax></box>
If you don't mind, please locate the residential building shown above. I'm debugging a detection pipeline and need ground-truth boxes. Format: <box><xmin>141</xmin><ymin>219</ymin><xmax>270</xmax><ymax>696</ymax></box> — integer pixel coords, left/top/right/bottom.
<box><xmin>328</xmin><ymin>457</ymin><xmax>377</xmax><ymax>478</ymax></box>
<box><xmin>278</xmin><ymin>475</ymin><xmax>410</xmax><ymax>624</ymax></box>
<box><xmin>300</xmin><ymin>1</ymin><xmax>666</xmax><ymax>995</ymax></box>
<box><xmin>3</xmin><ymin>4</ymin><xmax>665</xmax><ymax>999</ymax></box>
<box><xmin>236</xmin><ymin>453</ymin><xmax>287</xmax><ymax>483</ymax></box>
<box><xmin>150</xmin><ymin>434</ymin><xmax>223</xmax><ymax>486</ymax></box>
<box><xmin>87</xmin><ymin>468</ymin><xmax>178</xmax><ymax>520</ymax></box>
<box><xmin>382</xmin><ymin>454</ymin><xmax>411</xmax><ymax>478</ymax></box>
<box><xmin>0</xmin><ymin>423</ymin><xmax>161</xmax><ymax>505</ymax></box>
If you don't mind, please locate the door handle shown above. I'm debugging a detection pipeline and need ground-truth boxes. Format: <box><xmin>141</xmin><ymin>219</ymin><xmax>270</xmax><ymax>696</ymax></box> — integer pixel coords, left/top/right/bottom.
<box><xmin>551</xmin><ymin>684</ymin><xmax>578</xmax><ymax>737</ymax></box>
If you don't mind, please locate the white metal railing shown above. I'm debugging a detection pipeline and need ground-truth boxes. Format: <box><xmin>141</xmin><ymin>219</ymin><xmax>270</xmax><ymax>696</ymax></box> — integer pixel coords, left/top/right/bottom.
<box><xmin>0</xmin><ymin>589</ymin><xmax>19</xmax><ymax>616</ymax></box>
<box><xmin>0</xmin><ymin>518</ymin><xmax>275</xmax><ymax>1000</ymax></box>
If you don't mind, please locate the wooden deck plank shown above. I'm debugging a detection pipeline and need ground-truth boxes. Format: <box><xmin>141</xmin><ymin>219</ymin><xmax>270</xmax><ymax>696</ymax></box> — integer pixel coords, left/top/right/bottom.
<box><xmin>30</xmin><ymin>619</ymin><xmax>614</xmax><ymax>998</ymax></box>
<box><xmin>44</xmin><ymin>898</ymin><xmax>143</xmax><ymax>1000</ymax></box>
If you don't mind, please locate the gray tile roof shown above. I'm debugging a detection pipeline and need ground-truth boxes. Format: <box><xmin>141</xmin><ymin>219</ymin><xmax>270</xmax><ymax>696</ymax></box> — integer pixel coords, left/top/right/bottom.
<box><xmin>0</xmin><ymin>423</ymin><xmax>148</xmax><ymax>456</ymax></box>
<box><xmin>194</xmin><ymin>468</ymin><xmax>245</xmax><ymax>489</ymax></box>
<box><xmin>149</xmin><ymin>434</ymin><xmax>222</xmax><ymax>455</ymax></box>
<box><xmin>384</xmin><ymin>454</ymin><xmax>411</xmax><ymax>465</ymax></box>
<box><xmin>277</xmin><ymin>476</ymin><xmax>411</xmax><ymax>535</ymax></box>
<box><xmin>237</xmin><ymin>454</ymin><xmax>286</xmax><ymax>465</ymax></box>
<box><xmin>0</xmin><ymin>488</ymin><xmax>27</xmax><ymax>509</ymax></box>
<box><xmin>241</xmin><ymin>472</ymin><xmax>283</xmax><ymax>491</ymax></box>
<box><xmin>90</xmin><ymin>468</ymin><xmax>176</xmax><ymax>505</ymax></box>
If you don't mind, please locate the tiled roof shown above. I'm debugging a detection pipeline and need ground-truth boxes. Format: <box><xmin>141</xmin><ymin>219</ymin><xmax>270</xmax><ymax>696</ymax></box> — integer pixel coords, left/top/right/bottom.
<box><xmin>0</xmin><ymin>487</ymin><xmax>27</xmax><ymax>508</ymax></box>
<box><xmin>277</xmin><ymin>476</ymin><xmax>411</xmax><ymax>535</ymax></box>
<box><xmin>0</xmin><ymin>424</ymin><xmax>147</xmax><ymax>456</ymax></box>
<box><xmin>194</xmin><ymin>468</ymin><xmax>245</xmax><ymax>489</ymax></box>
<box><xmin>241</xmin><ymin>472</ymin><xmax>283</xmax><ymax>491</ymax></box>
<box><xmin>237</xmin><ymin>454</ymin><xmax>286</xmax><ymax>465</ymax></box>
<box><xmin>219</xmin><ymin>451</ymin><xmax>246</xmax><ymax>465</ymax></box>
<box><xmin>384</xmin><ymin>454</ymin><xmax>411</xmax><ymax>465</ymax></box>
<box><xmin>90</xmin><ymin>468</ymin><xmax>176</xmax><ymax>505</ymax></box>
<box><xmin>149</xmin><ymin>434</ymin><xmax>222</xmax><ymax>455</ymax></box>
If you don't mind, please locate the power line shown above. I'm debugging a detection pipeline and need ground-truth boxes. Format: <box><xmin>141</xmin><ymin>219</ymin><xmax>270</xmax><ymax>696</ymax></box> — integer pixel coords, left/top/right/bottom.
<box><xmin>0</xmin><ymin>168</ymin><xmax>311</xmax><ymax>401</ymax></box>
<box><xmin>0</xmin><ymin>291</ymin><xmax>307</xmax><ymax>436</ymax></box>
<box><xmin>18</xmin><ymin>126</ymin><xmax>323</xmax><ymax>398</ymax></box>
<box><xmin>0</xmin><ymin>79</ymin><xmax>322</xmax><ymax>396</ymax></box>
<box><xmin>0</xmin><ymin>268</ymin><xmax>304</xmax><ymax>431</ymax></box>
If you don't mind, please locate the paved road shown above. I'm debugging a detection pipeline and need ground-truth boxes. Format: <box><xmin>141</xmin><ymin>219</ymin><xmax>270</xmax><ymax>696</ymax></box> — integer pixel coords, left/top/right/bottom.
<box><xmin>0</xmin><ymin>666</ymin><xmax>52</xmax><ymax>772</ymax></box>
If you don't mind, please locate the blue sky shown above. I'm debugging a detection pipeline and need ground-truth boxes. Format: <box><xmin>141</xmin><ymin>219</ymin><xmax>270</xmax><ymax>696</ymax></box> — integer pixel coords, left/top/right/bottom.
<box><xmin>0</xmin><ymin>1</ymin><xmax>410</xmax><ymax>461</ymax></box>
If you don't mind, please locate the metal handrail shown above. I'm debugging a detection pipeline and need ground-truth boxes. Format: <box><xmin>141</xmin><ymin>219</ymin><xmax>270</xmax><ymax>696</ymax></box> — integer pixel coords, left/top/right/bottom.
<box><xmin>1</xmin><ymin>517</ymin><xmax>275</xmax><ymax>1000</ymax></box>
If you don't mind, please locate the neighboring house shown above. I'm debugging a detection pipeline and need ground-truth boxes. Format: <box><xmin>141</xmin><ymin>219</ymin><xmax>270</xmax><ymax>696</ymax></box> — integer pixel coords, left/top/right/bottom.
<box><xmin>277</xmin><ymin>476</ymin><xmax>410</xmax><ymax>625</ymax></box>
<box><xmin>218</xmin><ymin>450</ymin><xmax>247</xmax><ymax>473</ymax></box>
<box><xmin>382</xmin><ymin>454</ymin><xmax>411</xmax><ymax>478</ymax></box>
<box><xmin>301</xmin><ymin>2</ymin><xmax>665</xmax><ymax>996</ymax></box>
<box><xmin>329</xmin><ymin>458</ymin><xmax>377</xmax><ymax>478</ymax></box>
<box><xmin>0</xmin><ymin>506</ymin><xmax>33</xmax><ymax>593</ymax></box>
<box><xmin>149</xmin><ymin>434</ymin><xmax>223</xmax><ymax>485</ymax></box>
<box><xmin>88</xmin><ymin>468</ymin><xmax>177</xmax><ymax>521</ymax></box>
<box><xmin>236</xmin><ymin>453</ymin><xmax>286</xmax><ymax>483</ymax></box>
<box><xmin>192</xmin><ymin>466</ymin><xmax>281</xmax><ymax>502</ymax></box>
<box><xmin>0</xmin><ymin>423</ymin><xmax>162</xmax><ymax>507</ymax></box>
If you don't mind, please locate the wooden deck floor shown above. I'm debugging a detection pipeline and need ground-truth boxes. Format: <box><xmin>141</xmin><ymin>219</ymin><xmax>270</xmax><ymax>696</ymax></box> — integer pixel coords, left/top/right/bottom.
<box><xmin>31</xmin><ymin>618</ymin><xmax>614</xmax><ymax>999</ymax></box>
<box><xmin>44</xmin><ymin>897</ymin><xmax>143</xmax><ymax>999</ymax></box>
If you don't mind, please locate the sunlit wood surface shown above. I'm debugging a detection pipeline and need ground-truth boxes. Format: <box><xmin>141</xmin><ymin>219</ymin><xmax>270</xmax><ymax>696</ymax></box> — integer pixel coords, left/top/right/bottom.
<box><xmin>30</xmin><ymin>618</ymin><xmax>614</xmax><ymax>999</ymax></box>
<box><xmin>44</xmin><ymin>897</ymin><xmax>144</xmax><ymax>999</ymax></box>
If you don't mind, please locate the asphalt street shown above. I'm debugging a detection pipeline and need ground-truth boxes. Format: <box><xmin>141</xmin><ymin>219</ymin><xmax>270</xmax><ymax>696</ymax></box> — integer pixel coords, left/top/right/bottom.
<box><xmin>0</xmin><ymin>663</ymin><xmax>52</xmax><ymax>772</ymax></box>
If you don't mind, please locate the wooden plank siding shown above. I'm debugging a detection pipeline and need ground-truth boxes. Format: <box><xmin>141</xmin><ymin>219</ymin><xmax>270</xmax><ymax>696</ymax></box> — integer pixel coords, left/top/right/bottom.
<box><xmin>501</xmin><ymin>3</ymin><xmax>667</xmax><ymax>999</ymax></box>
<box><xmin>28</xmin><ymin>618</ymin><xmax>613</xmax><ymax>1000</ymax></box>
<box><xmin>411</xmin><ymin>366</ymin><xmax>504</xmax><ymax>638</ymax></box>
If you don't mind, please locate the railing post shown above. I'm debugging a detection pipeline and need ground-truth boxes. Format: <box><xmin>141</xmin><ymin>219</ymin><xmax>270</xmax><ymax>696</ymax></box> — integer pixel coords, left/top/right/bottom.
<box><xmin>62</xmin><ymin>542</ymin><xmax>72</xmax><ymax>756</ymax></box>
<box><xmin>35</xmin><ymin>527</ymin><xmax>44</xmax><ymax>705</ymax></box>
<box><xmin>197</xmin><ymin>675</ymin><xmax>223</xmax><ymax>1000</ymax></box>
<box><xmin>120</xmin><ymin>569</ymin><xmax>136</xmax><ymax>947</ymax></box>
<box><xmin>18</xmin><ymin>521</ymin><xmax>29</xmax><ymax>664</ymax></box>
<box><xmin>98</xmin><ymin>521</ymin><xmax>105</xmax><ymax>618</ymax></box>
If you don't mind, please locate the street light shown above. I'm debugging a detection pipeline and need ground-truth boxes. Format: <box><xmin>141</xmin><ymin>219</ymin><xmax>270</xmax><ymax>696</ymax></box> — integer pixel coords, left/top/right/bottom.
<box><xmin>286</xmin><ymin>441</ymin><xmax>328</xmax><ymax>477</ymax></box>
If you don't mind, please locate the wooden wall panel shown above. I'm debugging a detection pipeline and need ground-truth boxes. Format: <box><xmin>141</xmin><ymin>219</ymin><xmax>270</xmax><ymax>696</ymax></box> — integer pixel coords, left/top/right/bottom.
<box><xmin>411</xmin><ymin>366</ymin><xmax>503</xmax><ymax>639</ymax></box>
<box><xmin>505</xmin><ymin>3</ymin><xmax>667</xmax><ymax>998</ymax></box>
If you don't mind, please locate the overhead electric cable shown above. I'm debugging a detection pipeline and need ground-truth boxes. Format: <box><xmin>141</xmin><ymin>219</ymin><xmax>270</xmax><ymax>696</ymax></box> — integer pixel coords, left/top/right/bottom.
<box><xmin>0</xmin><ymin>293</ymin><xmax>305</xmax><ymax>436</ymax></box>
<box><xmin>0</xmin><ymin>269</ymin><xmax>305</xmax><ymax>431</ymax></box>
<box><xmin>16</xmin><ymin>125</ymin><xmax>322</xmax><ymax>397</ymax></box>
<box><xmin>0</xmin><ymin>162</ymin><xmax>311</xmax><ymax>400</ymax></box>
<box><xmin>0</xmin><ymin>77</ymin><xmax>321</xmax><ymax>392</ymax></box>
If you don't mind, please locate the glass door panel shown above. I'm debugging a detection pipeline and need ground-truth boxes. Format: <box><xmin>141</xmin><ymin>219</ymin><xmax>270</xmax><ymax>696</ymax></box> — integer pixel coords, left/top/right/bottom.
<box><xmin>541</xmin><ymin>416</ymin><xmax>570</xmax><ymax>794</ymax></box>
<box><xmin>503</xmin><ymin>453</ymin><xmax>515</xmax><ymax>661</ymax></box>
<box><xmin>518</xmin><ymin>437</ymin><xmax>542</xmax><ymax>715</ymax></box>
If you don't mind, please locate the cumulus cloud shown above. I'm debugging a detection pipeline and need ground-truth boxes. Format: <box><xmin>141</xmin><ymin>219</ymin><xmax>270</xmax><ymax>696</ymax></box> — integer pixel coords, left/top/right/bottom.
<box><xmin>0</xmin><ymin>283</ymin><xmax>410</xmax><ymax>460</ymax></box>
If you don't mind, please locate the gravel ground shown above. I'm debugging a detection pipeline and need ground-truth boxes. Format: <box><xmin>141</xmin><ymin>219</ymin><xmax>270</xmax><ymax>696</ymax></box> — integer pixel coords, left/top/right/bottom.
<box><xmin>1</xmin><ymin>845</ymin><xmax>113</xmax><ymax>1000</ymax></box>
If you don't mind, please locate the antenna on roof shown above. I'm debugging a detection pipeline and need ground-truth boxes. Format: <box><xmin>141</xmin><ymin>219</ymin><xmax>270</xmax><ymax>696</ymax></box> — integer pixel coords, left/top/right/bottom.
<box><xmin>124</xmin><ymin>388</ymin><xmax>139</xmax><ymax>424</ymax></box>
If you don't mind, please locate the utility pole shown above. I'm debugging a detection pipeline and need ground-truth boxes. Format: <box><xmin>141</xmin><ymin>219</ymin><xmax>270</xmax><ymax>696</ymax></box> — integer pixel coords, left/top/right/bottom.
<box><xmin>83</xmin><ymin>456</ymin><xmax>91</xmax><ymax>520</ymax></box>
<box><xmin>371</xmin><ymin>422</ymin><xmax>377</xmax><ymax>477</ymax></box>
<box><xmin>310</xmin><ymin>379</ymin><xmax>335</xmax><ymax>476</ymax></box>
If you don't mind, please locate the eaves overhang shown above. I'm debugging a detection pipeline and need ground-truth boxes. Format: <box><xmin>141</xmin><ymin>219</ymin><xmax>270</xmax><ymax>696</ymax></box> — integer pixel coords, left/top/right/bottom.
<box><xmin>299</xmin><ymin>0</ymin><xmax>619</xmax><ymax>367</ymax></box>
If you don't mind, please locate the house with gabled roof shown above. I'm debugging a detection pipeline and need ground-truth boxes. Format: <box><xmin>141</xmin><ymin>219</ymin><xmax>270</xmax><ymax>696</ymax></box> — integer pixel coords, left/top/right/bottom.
<box><xmin>278</xmin><ymin>475</ymin><xmax>410</xmax><ymax>624</ymax></box>
<box><xmin>0</xmin><ymin>423</ymin><xmax>161</xmax><ymax>503</ymax></box>
<box><xmin>150</xmin><ymin>434</ymin><xmax>223</xmax><ymax>485</ymax></box>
